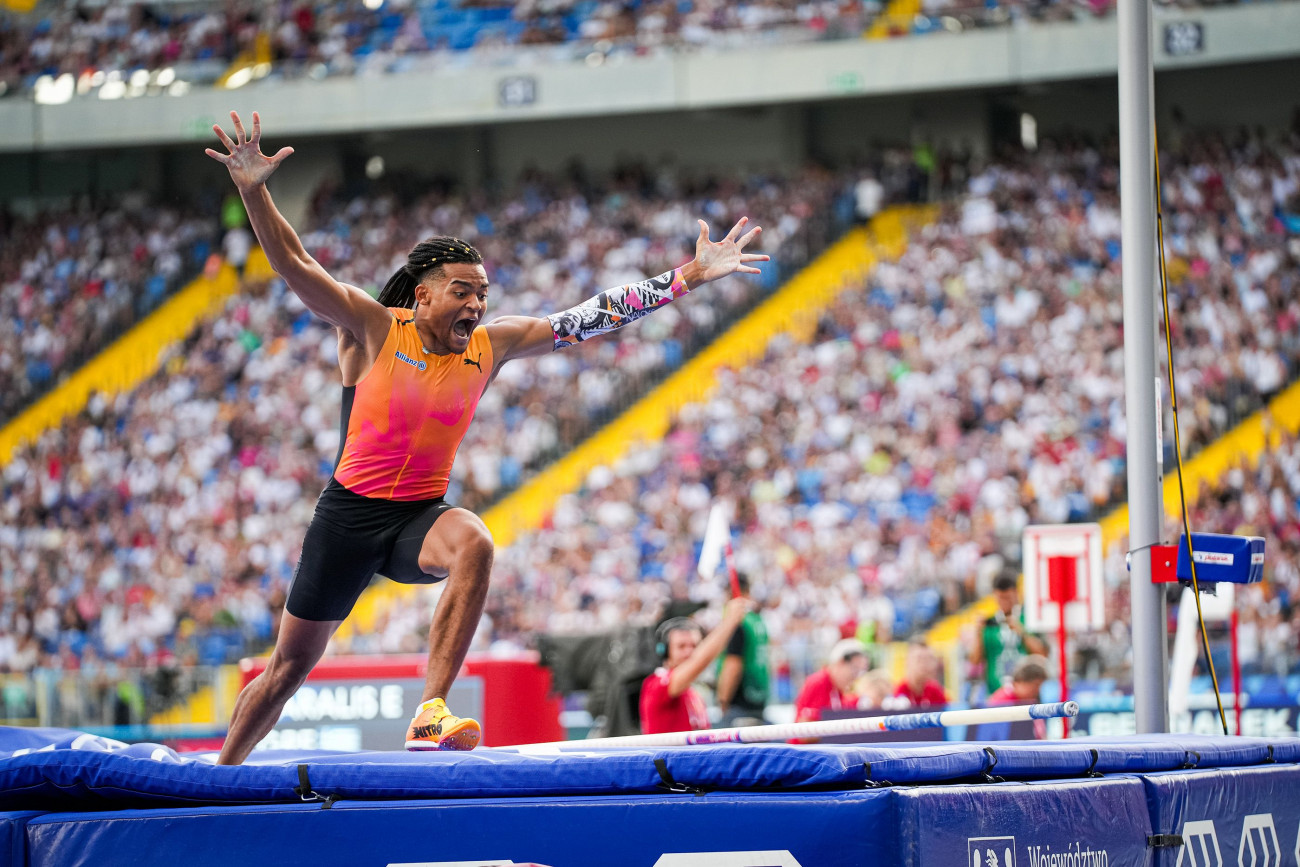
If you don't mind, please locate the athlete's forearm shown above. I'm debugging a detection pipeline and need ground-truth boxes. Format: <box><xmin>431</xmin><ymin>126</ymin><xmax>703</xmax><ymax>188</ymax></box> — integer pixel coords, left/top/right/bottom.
<box><xmin>547</xmin><ymin>262</ymin><xmax>705</xmax><ymax>351</ymax></box>
<box><xmin>239</xmin><ymin>183</ymin><xmax>310</xmax><ymax>274</ymax></box>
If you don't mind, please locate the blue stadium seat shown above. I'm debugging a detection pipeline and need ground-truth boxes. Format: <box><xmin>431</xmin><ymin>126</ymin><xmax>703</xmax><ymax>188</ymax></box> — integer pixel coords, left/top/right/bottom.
<box><xmin>796</xmin><ymin>468</ymin><xmax>823</xmax><ymax>503</ymax></box>
<box><xmin>662</xmin><ymin>339</ymin><xmax>682</xmax><ymax>369</ymax></box>
<box><xmin>478</xmin><ymin>6</ymin><xmax>514</xmax><ymax>23</ymax></box>
<box><xmin>500</xmin><ymin>456</ymin><xmax>522</xmax><ymax>489</ymax></box>
<box><xmin>892</xmin><ymin>597</ymin><xmax>914</xmax><ymax>636</ymax></box>
<box><xmin>198</xmin><ymin>633</ymin><xmax>229</xmax><ymax>666</ymax></box>
<box><xmin>901</xmin><ymin>489</ymin><xmax>935</xmax><ymax>521</ymax></box>
<box><xmin>144</xmin><ymin>274</ymin><xmax>167</xmax><ymax>306</ymax></box>
<box><xmin>914</xmin><ymin>588</ymin><xmax>941</xmax><ymax>626</ymax></box>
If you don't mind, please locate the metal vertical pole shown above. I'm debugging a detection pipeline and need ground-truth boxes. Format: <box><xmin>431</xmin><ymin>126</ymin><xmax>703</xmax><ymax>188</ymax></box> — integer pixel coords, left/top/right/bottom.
<box><xmin>1118</xmin><ymin>0</ymin><xmax>1169</xmax><ymax>733</ymax></box>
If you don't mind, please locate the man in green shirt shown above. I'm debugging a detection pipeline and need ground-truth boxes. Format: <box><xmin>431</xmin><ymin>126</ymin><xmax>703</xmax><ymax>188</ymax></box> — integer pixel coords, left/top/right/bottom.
<box><xmin>715</xmin><ymin>574</ymin><xmax>770</xmax><ymax>727</ymax></box>
<box><xmin>972</xmin><ymin>572</ymin><xmax>1048</xmax><ymax>699</ymax></box>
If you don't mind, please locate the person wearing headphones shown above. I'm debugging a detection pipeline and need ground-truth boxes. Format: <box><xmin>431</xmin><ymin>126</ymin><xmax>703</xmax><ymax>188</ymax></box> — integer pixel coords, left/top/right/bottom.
<box><xmin>639</xmin><ymin>598</ymin><xmax>754</xmax><ymax>735</ymax></box>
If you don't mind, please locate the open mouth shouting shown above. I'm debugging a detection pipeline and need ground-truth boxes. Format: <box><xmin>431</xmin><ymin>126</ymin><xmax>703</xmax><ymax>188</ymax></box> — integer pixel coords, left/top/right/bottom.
<box><xmin>452</xmin><ymin>316</ymin><xmax>477</xmax><ymax>340</ymax></box>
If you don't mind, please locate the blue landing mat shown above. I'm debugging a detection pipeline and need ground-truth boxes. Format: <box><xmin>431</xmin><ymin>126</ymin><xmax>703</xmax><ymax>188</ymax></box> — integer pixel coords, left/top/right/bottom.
<box><xmin>0</xmin><ymin>811</ymin><xmax>42</xmax><ymax>865</ymax></box>
<box><xmin>28</xmin><ymin>769</ymin><xmax>1300</xmax><ymax>867</ymax></box>
<box><xmin>1</xmin><ymin>727</ymin><xmax>1298</xmax><ymax>809</ymax></box>
<box><xmin>24</xmin><ymin>790</ymin><xmax>900</xmax><ymax>867</ymax></box>
<box><xmin>5</xmin><ymin>729</ymin><xmax>1300</xmax><ymax>867</ymax></box>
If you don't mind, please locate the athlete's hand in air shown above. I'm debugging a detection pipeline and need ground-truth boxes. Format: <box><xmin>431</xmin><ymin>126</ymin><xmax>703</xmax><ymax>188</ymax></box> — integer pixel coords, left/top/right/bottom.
<box><xmin>682</xmin><ymin>217</ymin><xmax>768</xmax><ymax>288</ymax></box>
<box><xmin>205</xmin><ymin>111</ymin><xmax>294</xmax><ymax>191</ymax></box>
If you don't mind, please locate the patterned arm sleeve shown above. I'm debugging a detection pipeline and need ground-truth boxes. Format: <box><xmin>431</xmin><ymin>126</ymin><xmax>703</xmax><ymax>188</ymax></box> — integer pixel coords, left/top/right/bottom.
<box><xmin>547</xmin><ymin>268</ymin><xmax>690</xmax><ymax>351</ymax></box>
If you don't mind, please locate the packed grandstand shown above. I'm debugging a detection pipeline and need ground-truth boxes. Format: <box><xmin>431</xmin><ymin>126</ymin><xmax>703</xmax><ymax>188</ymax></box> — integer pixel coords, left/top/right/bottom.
<box><xmin>0</xmin><ymin>0</ymin><xmax>1298</xmax><ymax>736</ymax></box>
<box><xmin>6</xmin><ymin>0</ymin><xmax>1296</xmax><ymax>101</ymax></box>
<box><xmin>3</xmin><ymin>126</ymin><xmax>1298</xmax><ymax>726</ymax></box>
<box><xmin>1</xmin><ymin>0</ymin><xmax>1123</xmax><ymax>99</ymax></box>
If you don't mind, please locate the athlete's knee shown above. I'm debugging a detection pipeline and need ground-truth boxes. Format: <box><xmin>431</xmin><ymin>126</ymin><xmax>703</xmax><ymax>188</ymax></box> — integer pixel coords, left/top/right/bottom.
<box><xmin>460</xmin><ymin>520</ymin><xmax>494</xmax><ymax>567</ymax></box>
<box><xmin>419</xmin><ymin>514</ymin><xmax>494</xmax><ymax>575</ymax></box>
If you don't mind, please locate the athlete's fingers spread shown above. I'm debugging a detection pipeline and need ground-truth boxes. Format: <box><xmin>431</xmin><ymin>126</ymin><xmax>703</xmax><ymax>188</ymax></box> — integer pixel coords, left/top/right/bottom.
<box><xmin>231</xmin><ymin>110</ymin><xmax>246</xmax><ymax>144</ymax></box>
<box><xmin>270</xmin><ymin>146</ymin><xmax>295</xmax><ymax>163</ymax></box>
<box><xmin>737</xmin><ymin>265</ymin><xmax>763</xmax><ymax>274</ymax></box>
<box><xmin>724</xmin><ymin>216</ymin><xmax>748</xmax><ymax>242</ymax></box>
<box><xmin>736</xmin><ymin>225</ymin><xmax>762</xmax><ymax>249</ymax></box>
<box><xmin>251</xmin><ymin>111</ymin><xmax>261</xmax><ymax>146</ymax></box>
<box><xmin>697</xmin><ymin>219</ymin><xmax>710</xmax><ymax>242</ymax></box>
<box><xmin>212</xmin><ymin>124</ymin><xmax>236</xmax><ymax>151</ymax></box>
<box><xmin>203</xmin><ymin>148</ymin><xmax>230</xmax><ymax>163</ymax></box>
<box><xmin>739</xmin><ymin>253</ymin><xmax>769</xmax><ymax>263</ymax></box>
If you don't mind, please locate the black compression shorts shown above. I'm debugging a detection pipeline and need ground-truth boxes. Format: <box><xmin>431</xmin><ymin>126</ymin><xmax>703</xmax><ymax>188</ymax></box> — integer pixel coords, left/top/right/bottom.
<box><xmin>285</xmin><ymin>477</ymin><xmax>457</xmax><ymax>622</ymax></box>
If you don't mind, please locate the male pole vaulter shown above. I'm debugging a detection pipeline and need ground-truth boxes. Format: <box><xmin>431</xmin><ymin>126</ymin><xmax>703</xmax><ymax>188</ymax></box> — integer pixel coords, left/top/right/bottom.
<box><xmin>206</xmin><ymin>111</ymin><xmax>767</xmax><ymax>763</ymax></box>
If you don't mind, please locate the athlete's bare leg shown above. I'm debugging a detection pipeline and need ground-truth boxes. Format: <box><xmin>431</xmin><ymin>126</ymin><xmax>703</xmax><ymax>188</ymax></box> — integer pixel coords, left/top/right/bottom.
<box><xmin>217</xmin><ymin>612</ymin><xmax>339</xmax><ymax>765</ymax></box>
<box><xmin>416</xmin><ymin>508</ymin><xmax>494</xmax><ymax>701</ymax></box>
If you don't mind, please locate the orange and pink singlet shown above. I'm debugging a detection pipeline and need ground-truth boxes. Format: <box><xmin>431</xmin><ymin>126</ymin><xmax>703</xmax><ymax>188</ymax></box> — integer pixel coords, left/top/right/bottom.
<box><xmin>334</xmin><ymin>310</ymin><xmax>493</xmax><ymax>501</ymax></box>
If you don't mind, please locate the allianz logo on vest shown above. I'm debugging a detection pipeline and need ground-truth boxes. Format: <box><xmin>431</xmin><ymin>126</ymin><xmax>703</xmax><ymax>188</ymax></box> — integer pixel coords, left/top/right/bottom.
<box><xmin>395</xmin><ymin>350</ymin><xmax>427</xmax><ymax>371</ymax></box>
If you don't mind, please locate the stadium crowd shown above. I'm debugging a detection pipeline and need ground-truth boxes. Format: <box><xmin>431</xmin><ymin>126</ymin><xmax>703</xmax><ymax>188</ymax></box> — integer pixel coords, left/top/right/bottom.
<box><xmin>338</xmin><ymin>132</ymin><xmax>1300</xmax><ymax>684</ymax></box>
<box><xmin>0</xmin><ymin>161</ymin><xmax>850</xmax><ymax>724</ymax></box>
<box><xmin>464</xmin><ymin>132</ymin><xmax>1298</xmax><ymax>655</ymax></box>
<box><xmin>1208</xmin><ymin>427</ymin><xmax>1300</xmax><ymax>679</ymax></box>
<box><xmin>0</xmin><ymin>200</ymin><xmax>217</xmax><ymax>424</ymax></box>
<box><xmin>6</xmin><ymin>0</ymin><xmax>1286</xmax><ymax>98</ymax></box>
<box><xmin>0</xmin><ymin>0</ymin><xmax>873</xmax><ymax>97</ymax></box>
<box><xmin>0</xmin><ymin>130</ymin><xmax>1297</xmax><ymax>727</ymax></box>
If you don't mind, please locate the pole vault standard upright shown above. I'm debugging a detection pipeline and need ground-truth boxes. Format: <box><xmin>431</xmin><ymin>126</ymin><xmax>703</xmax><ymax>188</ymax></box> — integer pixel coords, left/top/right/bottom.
<box><xmin>514</xmin><ymin>702</ymin><xmax>1079</xmax><ymax>750</ymax></box>
<box><xmin>1118</xmin><ymin>0</ymin><xmax>1170</xmax><ymax>734</ymax></box>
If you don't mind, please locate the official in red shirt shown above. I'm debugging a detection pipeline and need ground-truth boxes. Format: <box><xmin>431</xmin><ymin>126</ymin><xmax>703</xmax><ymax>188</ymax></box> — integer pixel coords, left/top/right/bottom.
<box><xmin>640</xmin><ymin>598</ymin><xmax>753</xmax><ymax>735</ymax></box>
<box><xmin>794</xmin><ymin>639</ymin><xmax>869</xmax><ymax>724</ymax></box>
<box><xmin>893</xmin><ymin>640</ymin><xmax>949</xmax><ymax>708</ymax></box>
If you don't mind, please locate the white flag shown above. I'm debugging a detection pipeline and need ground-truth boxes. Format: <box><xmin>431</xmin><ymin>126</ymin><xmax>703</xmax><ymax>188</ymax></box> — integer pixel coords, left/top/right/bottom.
<box><xmin>697</xmin><ymin>502</ymin><xmax>731</xmax><ymax>580</ymax></box>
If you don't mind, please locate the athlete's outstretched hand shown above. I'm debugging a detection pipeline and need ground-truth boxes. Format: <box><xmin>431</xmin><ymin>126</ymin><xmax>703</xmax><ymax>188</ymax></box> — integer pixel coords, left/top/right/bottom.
<box><xmin>205</xmin><ymin>111</ymin><xmax>294</xmax><ymax>191</ymax></box>
<box><xmin>686</xmin><ymin>217</ymin><xmax>768</xmax><ymax>287</ymax></box>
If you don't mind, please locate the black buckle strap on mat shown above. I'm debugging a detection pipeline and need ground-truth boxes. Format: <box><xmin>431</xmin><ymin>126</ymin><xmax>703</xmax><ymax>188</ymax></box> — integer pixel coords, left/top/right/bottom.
<box><xmin>862</xmin><ymin>762</ymin><xmax>892</xmax><ymax>788</ymax></box>
<box><xmin>1084</xmin><ymin>748</ymin><xmax>1104</xmax><ymax>778</ymax></box>
<box><xmin>295</xmin><ymin>765</ymin><xmax>339</xmax><ymax>809</ymax></box>
<box><xmin>981</xmin><ymin>747</ymin><xmax>1005</xmax><ymax>783</ymax></box>
<box><xmin>654</xmin><ymin>758</ymin><xmax>707</xmax><ymax>796</ymax></box>
<box><xmin>1148</xmin><ymin>834</ymin><xmax>1183</xmax><ymax>849</ymax></box>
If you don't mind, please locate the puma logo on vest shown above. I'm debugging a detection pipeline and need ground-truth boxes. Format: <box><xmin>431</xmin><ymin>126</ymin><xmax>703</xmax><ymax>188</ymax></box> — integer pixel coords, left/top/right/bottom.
<box><xmin>464</xmin><ymin>354</ymin><xmax>483</xmax><ymax>372</ymax></box>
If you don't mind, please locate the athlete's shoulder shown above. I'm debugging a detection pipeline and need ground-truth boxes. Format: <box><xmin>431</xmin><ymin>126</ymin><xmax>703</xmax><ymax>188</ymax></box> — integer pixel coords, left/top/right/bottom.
<box><xmin>466</xmin><ymin>324</ymin><xmax>495</xmax><ymax>363</ymax></box>
<box><xmin>388</xmin><ymin>306</ymin><xmax>414</xmax><ymax>324</ymax></box>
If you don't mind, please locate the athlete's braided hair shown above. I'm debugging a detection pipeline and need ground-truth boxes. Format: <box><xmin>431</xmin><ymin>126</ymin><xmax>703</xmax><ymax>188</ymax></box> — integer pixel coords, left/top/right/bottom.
<box><xmin>376</xmin><ymin>236</ymin><xmax>483</xmax><ymax>309</ymax></box>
